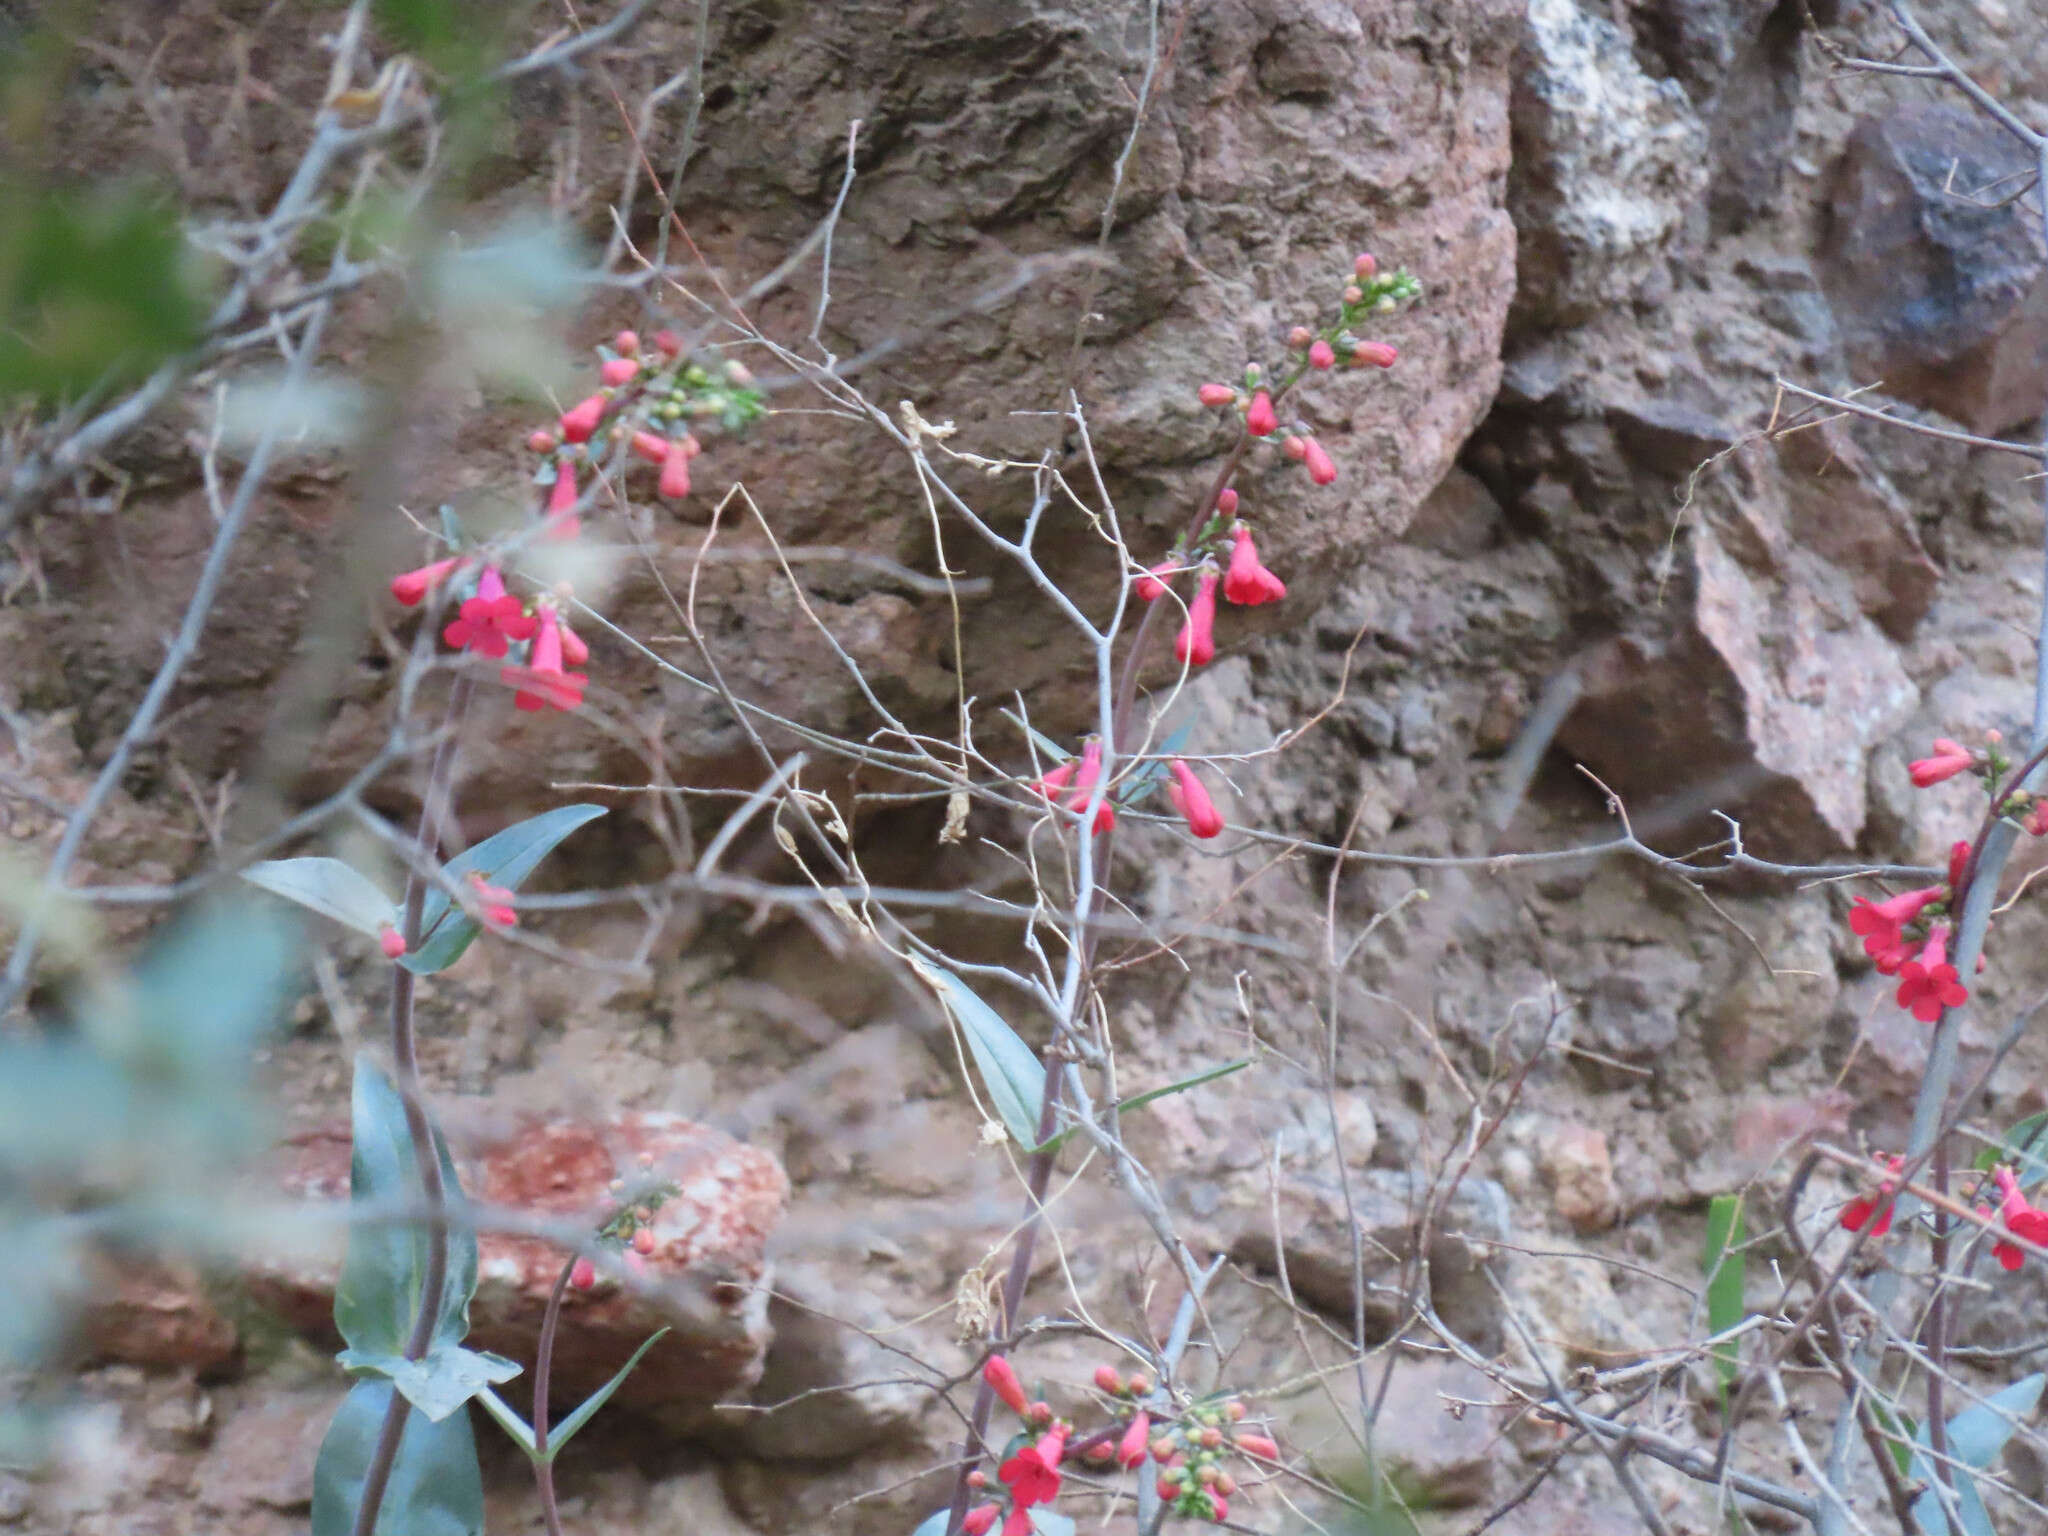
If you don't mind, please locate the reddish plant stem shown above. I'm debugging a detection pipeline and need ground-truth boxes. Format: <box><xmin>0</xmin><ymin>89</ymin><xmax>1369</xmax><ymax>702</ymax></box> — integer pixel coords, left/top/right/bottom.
<box><xmin>531</xmin><ymin>1258</ymin><xmax>577</xmax><ymax>1536</ymax></box>
<box><xmin>349</xmin><ymin>677</ymin><xmax>473</xmax><ymax>1536</ymax></box>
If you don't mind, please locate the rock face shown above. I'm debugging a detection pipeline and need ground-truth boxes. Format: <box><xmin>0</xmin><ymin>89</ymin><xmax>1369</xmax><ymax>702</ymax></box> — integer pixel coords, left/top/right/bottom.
<box><xmin>1821</xmin><ymin>102</ymin><xmax>2048</xmax><ymax>436</ymax></box>
<box><xmin>245</xmin><ymin>1112</ymin><xmax>788</xmax><ymax>1426</ymax></box>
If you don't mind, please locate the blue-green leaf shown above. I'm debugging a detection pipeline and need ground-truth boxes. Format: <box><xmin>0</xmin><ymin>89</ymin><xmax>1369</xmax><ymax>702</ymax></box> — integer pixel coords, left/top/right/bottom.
<box><xmin>1909</xmin><ymin>1373</ymin><xmax>2043</xmax><ymax>1535</ymax></box>
<box><xmin>333</xmin><ymin>1056</ymin><xmax>479</xmax><ymax>1355</ymax></box>
<box><xmin>915</xmin><ymin>961</ymin><xmax>1044</xmax><ymax>1146</ymax></box>
<box><xmin>1031</xmin><ymin>1511</ymin><xmax>1077</xmax><ymax>1536</ymax></box>
<box><xmin>310</xmin><ymin>1379</ymin><xmax>483</xmax><ymax>1536</ymax></box>
<box><xmin>543</xmin><ymin>1327</ymin><xmax>670</xmax><ymax>1461</ymax></box>
<box><xmin>907</xmin><ymin>1510</ymin><xmax>951</xmax><ymax>1536</ymax></box>
<box><xmin>472</xmin><ymin>1386</ymin><xmax>537</xmax><ymax>1458</ymax></box>
<box><xmin>1120</xmin><ymin>721</ymin><xmax>1196</xmax><ymax>807</ymax></box>
<box><xmin>242</xmin><ymin>857</ymin><xmax>398</xmax><ymax>938</ymax></box>
<box><xmin>337</xmin><ymin>1345</ymin><xmax>520</xmax><ymax>1422</ymax></box>
<box><xmin>400</xmin><ymin>804</ymin><xmax>606</xmax><ymax>974</ymax></box>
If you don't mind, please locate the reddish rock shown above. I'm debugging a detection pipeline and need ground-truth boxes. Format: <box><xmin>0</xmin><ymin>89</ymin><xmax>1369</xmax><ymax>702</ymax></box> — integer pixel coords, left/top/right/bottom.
<box><xmin>81</xmin><ymin>1258</ymin><xmax>238</xmax><ymax>1374</ymax></box>
<box><xmin>1821</xmin><ymin>102</ymin><xmax>2048</xmax><ymax>436</ymax></box>
<box><xmin>246</xmin><ymin>1112</ymin><xmax>789</xmax><ymax>1427</ymax></box>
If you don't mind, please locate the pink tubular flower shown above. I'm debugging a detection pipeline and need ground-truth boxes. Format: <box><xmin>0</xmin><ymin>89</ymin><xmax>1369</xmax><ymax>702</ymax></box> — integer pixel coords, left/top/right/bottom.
<box><xmin>443</xmin><ymin>567</ymin><xmax>538</xmax><ymax>659</ymax></box>
<box><xmin>1207</xmin><ymin>1494</ymin><xmax>1229</xmax><ymax>1523</ymax></box>
<box><xmin>960</xmin><ymin>1507</ymin><xmax>999</xmax><ymax>1536</ymax></box>
<box><xmin>1302</xmin><ymin>436</ymin><xmax>1338</xmax><ymax>486</ymax></box>
<box><xmin>378</xmin><ymin>924</ymin><xmax>407</xmax><ymax>960</ymax></box>
<box><xmin>1233</xmin><ymin>1431</ymin><xmax>1278</xmax><ymax>1460</ymax></box>
<box><xmin>1244</xmin><ymin>390</ymin><xmax>1277</xmax><ymax>437</ymax></box>
<box><xmin>466</xmin><ymin>871</ymin><xmax>518</xmax><ymax>929</ymax></box>
<box><xmin>1136</xmin><ymin>558</ymin><xmax>1177</xmax><ymax>602</ymax></box>
<box><xmin>1198</xmin><ymin>383</ymin><xmax>1235</xmax><ymax>407</ymax></box>
<box><xmin>600</xmin><ymin>357</ymin><xmax>640</xmax><ymax>386</ymax></box>
<box><xmin>983</xmin><ymin>1355</ymin><xmax>1029</xmax><ymax>1415</ymax></box>
<box><xmin>1895</xmin><ymin>923</ymin><xmax>1968</xmax><ymax>1022</ymax></box>
<box><xmin>999</xmin><ymin>1426</ymin><xmax>1067</xmax><ymax>1512</ymax></box>
<box><xmin>659</xmin><ymin>452</ymin><xmax>693</xmax><ymax>500</ymax></box>
<box><xmin>1847</xmin><ymin>884</ymin><xmax>1944</xmax><ymax>972</ymax></box>
<box><xmin>1223</xmin><ymin>526</ymin><xmax>1287</xmax><ymax>605</ymax></box>
<box><xmin>1216</xmin><ymin>487</ymin><xmax>1239</xmax><ymax>516</ymax></box>
<box><xmin>1028</xmin><ymin>759</ymin><xmax>1077</xmax><ymax>799</ymax></box>
<box><xmin>1308</xmin><ymin>339</ymin><xmax>1336</xmax><ymax>370</ymax></box>
<box><xmin>1119</xmin><ymin>1412</ymin><xmax>1151</xmax><ymax>1469</ymax></box>
<box><xmin>1351</xmin><ymin>340</ymin><xmax>1399</xmax><ymax>369</ymax></box>
<box><xmin>1175</xmin><ymin>570</ymin><xmax>1219</xmax><ymax>667</ymax></box>
<box><xmin>1166</xmin><ymin>760</ymin><xmax>1225</xmax><ymax>839</ymax></box>
<box><xmin>1909</xmin><ymin>737</ymin><xmax>1975</xmax><ymax>788</ymax></box>
<box><xmin>391</xmin><ymin>556</ymin><xmax>464</xmax><ymax>607</ymax></box>
<box><xmin>559</xmin><ymin>392</ymin><xmax>608</xmax><ymax>444</ymax></box>
<box><xmin>500</xmin><ymin>607</ymin><xmax>588</xmax><ymax>712</ymax></box>
<box><xmin>1950</xmin><ymin>839</ymin><xmax>1973</xmax><ymax>897</ymax></box>
<box><xmin>1841</xmin><ymin>1154</ymin><xmax>1903</xmax><ymax>1237</ymax></box>
<box><xmin>1995</xmin><ymin>1166</ymin><xmax>2048</xmax><ymax>1271</ymax></box>
<box><xmin>547</xmin><ymin>458</ymin><xmax>581</xmax><ymax>538</ymax></box>
<box><xmin>631</xmin><ymin>430</ymin><xmax>670</xmax><ymax>464</ymax></box>
<box><xmin>1065</xmin><ymin>739</ymin><xmax>1116</xmax><ymax>835</ymax></box>
<box><xmin>558</xmin><ymin>620</ymin><xmax>590</xmax><ymax>667</ymax></box>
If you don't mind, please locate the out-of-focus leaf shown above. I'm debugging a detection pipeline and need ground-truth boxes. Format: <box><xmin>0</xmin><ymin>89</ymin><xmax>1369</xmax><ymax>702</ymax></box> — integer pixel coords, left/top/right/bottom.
<box><xmin>242</xmin><ymin>857</ymin><xmax>397</xmax><ymax>937</ymax></box>
<box><xmin>1030</xmin><ymin>1059</ymin><xmax>1252</xmax><ymax>1156</ymax></box>
<box><xmin>1119</xmin><ymin>721</ymin><xmax>1196</xmax><ymax>807</ymax></box>
<box><xmin>1909</xmin><ymin>1373</ymin><xmax>2043</xmax><ymax>1536</ymax></box>
<box><xmin>337</xmin><ymin>1344</ymin><xmax>520</xmax><ymax>1422</ymax></box>
<box><xmin>399</xmin><ymin>804</ymin><xmax>606</xmax><ymax>975</ymax></box>
<box><xmin>544</xmin><ymin>1327</ymin><xmax>669</xmax><ymax>1460</ymax></box>
<box><xmin>424</xmin><ymin>216</ymin><xmax>591</xmax><ymax>317</ymax></box>
<box><xmin>1702</xmin><ymin>1194</ymin><xmax>1745</xmax><ymax>1391</ymax></box>
<box><xmin>310</xmin><ymin>1378</ymin><xmax>483</xmax><ymax>1536</ymax></box>
<box><xmin>906</xmin><ymin>1510</ymin><xmax>951</xmax><ymax>1536</ymax></box>
<box><xmin>333</xmin><ymin>1056</ymin><xmax>479</xmax><ymax>1356</ymax></box>
<box><xmin>1031</xmin><ymin>1511</ymin><xmax>1077</xmax><ymax>1536</ymax></box>
<box><xmin>914</xmin><ymin>960</ymin><xmax>1044</xmax><ymax>1146</ymax></box>
<box><xmin>0</xmin><ymin>179</ymin><xmax>207</xmax><ymax>402</ymax></box>
<box><xmin>217</xmin><ymin>371</ymin><xmax>368</xmax><ymax>454</ymax></box>
<box><xmin>1977</xmin><ymin>1111</ymin><xmax>2048</xmax><ymax>1187</ymax></box>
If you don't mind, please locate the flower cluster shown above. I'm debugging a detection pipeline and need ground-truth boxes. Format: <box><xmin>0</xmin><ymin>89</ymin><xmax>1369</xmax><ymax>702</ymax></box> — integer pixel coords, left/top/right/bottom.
<box><xmin>1156</xmin><ymin>253</ymin><xmax>1418</xmax><ymax>670</ymax></box>
<box><xmin>567</xmin><ymin>1169</ymin><xmax>680</xmax><ymax>1291</ymax></box>
<box><xmin>388</xmin><ymin>328</ymin><xmax>763</xmax><ymax>715</ymax></box>
<box><xmin>1026</xmin><ymin>746</ymin><xmax>1226</xmax><ymax>841</ymax></box>
<box><xmin>965</xmin><ymin>1354</ymin><xmax>1274</xmax><ymax>1530</ymax></box>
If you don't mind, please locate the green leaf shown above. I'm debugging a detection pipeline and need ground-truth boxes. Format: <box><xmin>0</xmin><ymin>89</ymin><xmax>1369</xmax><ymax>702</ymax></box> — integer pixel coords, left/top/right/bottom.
<box><xmin>1028</xmin><ymin>1059</ymin><xmax>1253</xmax><ymax>1156</ymax></box>
<box><xmin>1976</xmin><ymin>1111</ymin><xmax>2048</xmax><ymax>1188</ymax></box>
<box><xmin>400</xmin><ymin>804</ymin><xmax>606</xmax><ymax>975</ymax></box>
<box><xmin>0</xmin><ymin>179</ymin><xmax>207</xmax><ymax>404</ymax></box>
<box><xmin>1702</xmin><ymin>1194</ymin><xmax>1745</xmax><ymax>1391</ymax></box>
<box><xmin>310</xmin><ymin>1379</ymin><xmax>483</xmax><ymax>1536</ymax></box>
<box><xmin>472</xmin><ymin>1386</ymin><xmax>537</xmax><ymax>1458</ymax></box>
<box><xmin>241</xmin><ymin>857</ymin><xmax>398</xmax><ymax>938</ymax></box>
<box><xmin>337</xmin><ymin>1345</ymin><xmax>521</xmax><ymax>1423</ymax></box>
<box><xmin>914</xmin><ymin>960</ymin><xmax>1044</xmax><ymax>1147</ymax></box>
<box><xmin>333</xmin><ymin>1056</ymin><xmax>479</xmax><ymax>1356</ymax></box>
<box><xmin>543</xmin><ymin>1327</ymin><xmax>670</xmax><ymax>1461</ymax></box>
<box><xmin>1871</xmin><ymin>1399</ymin><xmax>1917</xmax><ymax>1478</ymax></box>
<box><xmin>1909</xmin><ymin>1374</ymin><xmax>2044</xmax><ymax>1536</ymax></box>
<box><xmin>1119</xmin><ymin>721</ymin><xmax>1196</xmax><ymax>807</ymax></box>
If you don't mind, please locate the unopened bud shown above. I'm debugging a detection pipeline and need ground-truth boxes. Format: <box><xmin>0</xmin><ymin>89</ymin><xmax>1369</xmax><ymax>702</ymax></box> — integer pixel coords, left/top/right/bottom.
<box><xmin>600</xmin><ymin>357</ymin><xmax>640</xmax><ymax>386</ymax></box>
<box><xmin>1354</xmin><ymin>252</ymin><xmax>1377</xmax><ymax>279</ymax></box>
<box><xmin>1095</xmin><ymin>1365</ymin><xmax>1125</xmax><ymax>1394</ymax></box>
<box><xmin>725</xmin><ymin>360</ymin><xmax>754</xmax><ymax>386</ymax></box>
<box><xmin>569</xmin><ymin>1257</ymin><xmax>596</xmax><ymax>1290</ymax></box>
<box><xmin>1197</xmin><ymin>382</ymin><xmax>1235</xmax><ymax>407</ymax></box>
<box><xmin>1282</xmin><ymin>435</ymin><xmax>1307</xmax><ymax>462</ymax></box>
<box><xmin>1027</xmin><ymin>1401</ymin><xmax>1054</xmax><ymax>1427</ymax></box>
<box><xmin>1199</xmin><ymin>1426</ymin><xmax>1223</xmax><ymax>1449</ymax></box>
<box><xmin>632</xmin><ymin>1226</ymin><xmax>656</xmax><ymax>1255</ymax></box>
<box><xmin>1287</xmin><ymin>325</ymin><xmax>1313</xmax><ymax>350</ymax></box>
<box><xmin>1343</xmin><ymin>284</ymin><xmax>1364</xmax><ymax>305</ymax></box>
<box><xmin>1308</xmin><ymin>339</ymin><xmax>1336</xmax><ymax>370</ymax></box>
<box><xmin>527</xmin><ymin>429</ymin><xmax>557</xmax><ymax>453</ymax></box>
<box><xmin>1351</xmin><ymin>340</ymin><xmax>1399</xmax><ymax>369</ymax></box>
<box><xmin>654</xmin><ymin>329</ymin><xmax>683</xmax><ymax>356</ymax></box>
<box><xmin>613</xmin><ymin>330</ymin><xmax>640</xmax><ymax>356</ymax></box>
<box><xmin>1126</xmin><ymin>1372</ymin><xmax>1151</xmax><ymax>1396</ymax></box>
<box><xmin>378</xmin><ymin>925</ymin><xmax>407</xmax><ymax>960</ymax></box>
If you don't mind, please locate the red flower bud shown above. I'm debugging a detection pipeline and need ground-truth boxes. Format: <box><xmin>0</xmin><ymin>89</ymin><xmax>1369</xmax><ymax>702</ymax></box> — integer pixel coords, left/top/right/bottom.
<box><xmin>1174</xmin><ymin>571</ymin><xmax>1219</xmax><ymax>668</ymax></box>
<box><xmin>1208</xmin><ymin>1494</ymin><xmax>1228</xmax><ymax>1522</ymax></box>
<box><xmin>1198</xmin><ymin>382</ymin><xmax>1236</xmax><ymax>407</ymax></box>
<box><xmin>1302</xmin><ymin>437</ymin><xmax>1337</xmax><ymax>486</ymax></box>
<box><xmin>600</xmin><ymin>357</ymin><xmax>640</xmax><ymax>386</ymax></box>
<box><xmin>632</xmin><ymin>1226</ymin><xmax>656</xmax><ymax>1255</ymax></box>
<box><xmin>1126</xmin><ymin>1372</ymin><xmax>1150</xmax><ymax>1396</ymax></box>
<box><xmin>1308</xmin><ymin>339</ymin><xmax>1336</xmax><ymax>370</ymax></box>
<box><xmin>1282</xmin><ymin>435</ymin><xmax>1307</xmax><ymax>462</ymax></box>
<box><xmin>527</xmin><ymin>429</ymin><xmax>557</xmax><ymax>453</ymax></box>
<box><xmin>983</xmin><ymin>1354</ymin><xmax>1029</xmax><ymax>1415</ymax></box>
<box><xmin>1354</xmin><ymin>252</ymin><xmax>1377</xmax><ymax>279</ymax></box>
<box><xmin>659</xmin><ymin>452</ymin><xmax>693</xmax><ymax>500</ymax></box>
<box><xmin>1136</xmin><ymin>558</ymin><xmax>1177</xmax><ymax>602</ymax></box>
<box><xmin>1095</xmin><ymin>1365</ymin><xmax>1124</xmax><ymax>1395</ymax></box>
<box><xmin>1065</xmin><ymin>739</ymin><xmax>1115</xmax><ymax>835</ymax></box>
<box><xmin>559</xmin><ymin>393</ymin><xmax>607</xmax><ymax>443</ymax></box>
<box><xmin>613</xmin><ymin>329</ymin><xmax>640</xmax><ymax>356</ymax></box>
<box><xmin>1166</xmin><ymin>759</ymin><xmax>1226</xmax><ymax>839</ymax></box>
<box><xmin>1215</xmin><ymin>488</ymin><xmax>1238</xmax><ymax>516</ymax></box>
<box><xmin>1287</xmin><ymin>326</ymin><xmax>1313</xmax><ymax>350</ymax></box>
<box><xmin>547</xmin><ymin>458</ymin><xmax>580</xmax><ymax>537</ymax></box>
<box><xmin>569</xmin><ymin>1257</ymin><xmax>596</xmax><ymax>1290</ymax></box>
<box><xmin>654</xmin><ymin>329</ymin><xmax>683</xmax><ymax>356</ymax></box>
<box><xmin>390</xmin><ymin>556</ymin><xmax>464</xmax><ymax>607</ymax></box>
<box><xmin>1244</xmin><ymin>390</ymin><xmax>1277</xmax><ymax>437</ymax></box>
<box><xmin>1233</xmin><ymin>1432</ymin><xmax>1278</xmax><ymax>1460</ymax></box>
<box><xmin>1223</xmin><ymin>526</ymin><xmax>1286</xmax><ymax>606</ymax></box>
<box><xmin>1909</xmin><ymin>738</ymin><xmax>1975</xmax><ymax>788</ymax></box>
<box><xmin>378</xmin><ymin>924</ymin><xmax>407</xmax><ymax>959</ymax></box>
<box><xmin>631</xmin><ymin>430</ymin><xmax>671</xmax><ymax>463</ymax></box>
<box><xmin>960</xmin><ymin>1507</ymin><xmax>998</xmax><ymax>1536</ymax></box>
<box><xmin>1119</xmin><ymin>1411</ymin><xmax>1151</xmax><ymax>1468</ymax></box>
<box><xmin>1351</xmin><ymin>340</ymin><xmax>1399</xmax><ymax>369</ymax></box>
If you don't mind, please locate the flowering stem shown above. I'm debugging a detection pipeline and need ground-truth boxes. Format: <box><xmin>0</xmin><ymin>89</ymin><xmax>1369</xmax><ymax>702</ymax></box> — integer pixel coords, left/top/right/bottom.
<box><xmin>349</xmin><ymin>677</ymin><xmax>474</xmax><ymax>1536</ymax></box>
<box><xmin>531</xmin><ymin>1257</ymin><xmax>576</xmax><ymax>1536</ymax></box>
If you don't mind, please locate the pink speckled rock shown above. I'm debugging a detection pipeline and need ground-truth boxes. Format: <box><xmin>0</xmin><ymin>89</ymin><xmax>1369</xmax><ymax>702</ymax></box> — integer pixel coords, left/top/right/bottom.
<box><xmin>245</xmin><ymin>1111</ymin><xmax>789</xmax><ymax>1426</ymax></box>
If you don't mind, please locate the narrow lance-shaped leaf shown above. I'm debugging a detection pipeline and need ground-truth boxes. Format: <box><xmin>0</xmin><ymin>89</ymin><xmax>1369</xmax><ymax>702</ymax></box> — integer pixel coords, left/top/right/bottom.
<box><xmin>913</xmin><ymin>960</ymin><xmax>1044</xmax><ymax>1147</ymax></box>
<box><xmin>543</xmin><ymin>1327</ymin><xmax>670</xmax><ymax>1461</ymax></box>
<box><xmin>241</xmin><ymin>857</ymin><xmax>398</xmax><ymax>938</ymax></box>
<box><xmin>401</xmin><ymin>803</ymin><xmax>606</xmax><ymax>975</ymax></box>
<box><xmin>1702</xmin><ymin>1194</ymin><xmax>1746</xmax><ymax>1392</ymax></box>
<box><xmin>1908</xmin><ymin>1373</ymin><xmax>2044</xmax><ymax>1536</ymax></box>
